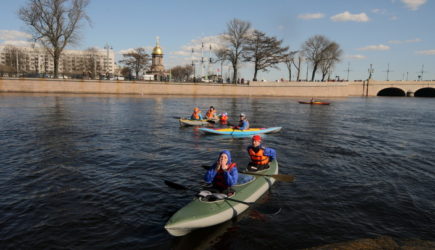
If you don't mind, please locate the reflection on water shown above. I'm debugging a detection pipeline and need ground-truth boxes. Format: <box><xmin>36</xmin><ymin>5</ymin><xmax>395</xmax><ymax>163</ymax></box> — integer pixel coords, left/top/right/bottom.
<box><xmin>0</xmin><ymin>93</ymin><xmax>434</xmax><ymax>249</ymax></box>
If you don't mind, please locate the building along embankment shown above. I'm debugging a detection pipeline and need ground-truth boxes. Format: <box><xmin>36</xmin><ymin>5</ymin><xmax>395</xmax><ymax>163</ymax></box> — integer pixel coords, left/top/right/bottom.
<box><xmin>0</xmin><ymin>78</ymin><xmax>397</xmax><ymax>97</ymax></box>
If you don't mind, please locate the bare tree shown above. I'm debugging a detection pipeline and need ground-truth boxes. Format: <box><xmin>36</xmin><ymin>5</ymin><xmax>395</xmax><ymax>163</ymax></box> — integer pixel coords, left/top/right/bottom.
<box><xmin>302</xmin><ymin>35</ymin><xmax>333</xmax><ymax>81</ymax></box>
<box><xmin>0</xmin><ymin>64</ymin><xmax>14</xmax><ymax>77</ymax></box>
<box><xmin>244</xmin><ymin>30</ymin><xmax>288</xmax><ymax>81</ymax></box>
<box><xmin>120</xmin><ymin>67</ymin><xmax>132</xmax><ymax>80</ymax></box>
<box><xmin>213</xmin><ymin>47</ymin><xmax>228</xmax><ymax>81</ymax></box>
<box><xmin>319</xmin><ymin>42</ymin><xmax>343</xmax><ymax>81</ymax></box>
<box><xmin>292</xmin><ymin>52</ymin><xmax>304</xmax><ymax>81</ymax></box>
<box><xmin>83</xmin><ymin>47</ymin><xmax>100</xmax><ymax>79</ymax></box>
<box><xmin>221</xmin><ymin>19</ymin><xmax>251</xmax><ymax>84</ymax></box>
<box><xmin>18</xmin><ymin>0</ymin><xmax>90</xmax><ymax>78</ymax></box>
<box><xmin>119</xmin><ymin>48</ymin><xmax>150</xmax><ymax>80</ymax></box>
<box><xmin>170</xmin><ymin>65</ymin><xmax>193</xmax><ymax>82</ymax></box>
<box><xmin>283</xmin><ymin>51</ymin><xmax>297</xmax><ymax>81</ymax></box>
<box><xmin>2</xmin><ymin>45</ymin><xmax>26</xmax><ymax>76</ymax></box>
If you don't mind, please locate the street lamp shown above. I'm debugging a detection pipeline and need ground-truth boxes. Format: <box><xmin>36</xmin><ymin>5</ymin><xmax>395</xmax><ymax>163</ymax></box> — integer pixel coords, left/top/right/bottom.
<box><xmin>368</xmin><ymin>64</ymin><xmax>374</xmax><ymax>80</ymax></box>
<box><xmin>191</xmin><ymin>48</ymin><xmax>196</xmax><ymax>82</ymax></box>
<box><xmin>104</xmin><ymin>43</ymin><xmax>112</xmax><ymax>78</ymax></box>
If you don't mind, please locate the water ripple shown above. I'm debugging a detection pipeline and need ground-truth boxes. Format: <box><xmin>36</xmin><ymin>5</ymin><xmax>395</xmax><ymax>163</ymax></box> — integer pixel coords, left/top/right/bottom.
<box><xmin>0</xmin><ymin>95</ymin><xmax>434</xmax><ymax>249</ymax></box>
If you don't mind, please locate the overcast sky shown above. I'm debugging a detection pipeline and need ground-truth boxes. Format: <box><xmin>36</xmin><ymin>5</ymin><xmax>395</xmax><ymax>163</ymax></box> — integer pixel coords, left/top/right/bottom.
<box><xmin>1</xmin><ymin>0</ymin><xmax>434</xmax><ymax>81</ymax></box>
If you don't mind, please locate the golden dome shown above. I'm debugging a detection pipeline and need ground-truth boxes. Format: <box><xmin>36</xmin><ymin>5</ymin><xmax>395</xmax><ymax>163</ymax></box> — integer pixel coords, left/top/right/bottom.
<box><xmin>152</xmin><ymin>46</ymin><xmax>163</xmax><ymax>55</ymax></box>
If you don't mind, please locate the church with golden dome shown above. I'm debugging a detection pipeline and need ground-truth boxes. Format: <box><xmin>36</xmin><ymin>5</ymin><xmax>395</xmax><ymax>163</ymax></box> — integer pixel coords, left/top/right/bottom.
<box><xmin>148</xmin><ymin>37</ymin><xmax>168</xmax><ymax>80</ymax></box>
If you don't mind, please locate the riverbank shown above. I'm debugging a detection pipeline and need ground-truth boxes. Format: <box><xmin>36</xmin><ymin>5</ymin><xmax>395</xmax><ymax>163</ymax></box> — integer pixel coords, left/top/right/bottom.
<box><xmin>1</xmin><ymin>78</ymin><xmax>434</xmax><ymax>97</ymax></box>
<box><xmin>0</xmin><ymin>78</ymin><xmax>360</xmax><ymax>97</ymax></box>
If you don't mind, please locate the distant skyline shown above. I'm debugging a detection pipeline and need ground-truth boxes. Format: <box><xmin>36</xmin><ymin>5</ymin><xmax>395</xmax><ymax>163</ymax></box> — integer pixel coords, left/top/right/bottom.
<box><xmin>0</xmin><ymin>0</ymin><xmax>434</xmax><ymax>81</ymax></box>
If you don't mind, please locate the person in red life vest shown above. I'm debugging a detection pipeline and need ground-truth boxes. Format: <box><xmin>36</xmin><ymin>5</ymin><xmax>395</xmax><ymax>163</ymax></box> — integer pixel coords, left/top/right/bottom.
<box><xmin>205</xmin><ymin>106</ymin><xmax>218</xmax><ymax>119</ymax></box>
<box><xmin>204</xmin><ymin>150</ymin><xmax>238</xmax><ymax>194</ymax></box>
<box><xmin>247</xmin><ymin>135</ymin><xmax>276</xmax><ymax>171</ymax></box>
<box><xmin>233</xmin><ymin>113</ymin><xmax>249</xmax><ymax>130</ymax></box>
<box><xmin>219</xmin><ymin>112</ymin><xmax>228</xmax><ymax>124</ymax></box>
<box><xmin>190</xmin><ymin>107</ymin><xmax>203</xmax><ymax>120</ymax></box>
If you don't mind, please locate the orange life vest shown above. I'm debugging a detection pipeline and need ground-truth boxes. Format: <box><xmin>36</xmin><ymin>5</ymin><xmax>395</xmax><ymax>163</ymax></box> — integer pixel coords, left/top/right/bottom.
<box><xmin>206</xmin><ymin>110</ymin><xmax>216</xmax><ymax>119</ymax></box>
<box><xmin>248</xmin><ymin>147</ymin><xmax>269</xmax><ymax>165</ymax></box>
<box><xmin>213</xmin><ymin>163</ymin><xmax>236</xmax><ymax>189</ymax></box>
<box><xmin>191</xmin><ymin>111</ymin><xmax>200</xmax><ymax>120</ymax></box>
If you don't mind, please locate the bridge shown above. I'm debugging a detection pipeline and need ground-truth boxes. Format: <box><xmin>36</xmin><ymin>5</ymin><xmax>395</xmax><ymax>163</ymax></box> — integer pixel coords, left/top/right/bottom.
<box><xmin>357</xmin><ymin>80</ymin><xmax>435</xmax><ymax>97</ymax></box>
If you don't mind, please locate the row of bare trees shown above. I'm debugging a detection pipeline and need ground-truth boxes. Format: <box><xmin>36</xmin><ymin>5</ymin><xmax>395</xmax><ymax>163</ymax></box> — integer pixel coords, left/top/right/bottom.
<box><xmin>174</xmin><ymin>19</ymin><xmax>343</xmax><ymax>83</ymax></box>
<box><xmin>170</xmin><ymin>19</ymin><xmax>342</xmax><ymax>83</ymax></box>
<box><xmin>218</xmin><ymin>19</ymin><xmax>343</xmax><ymax>82</ymax></box>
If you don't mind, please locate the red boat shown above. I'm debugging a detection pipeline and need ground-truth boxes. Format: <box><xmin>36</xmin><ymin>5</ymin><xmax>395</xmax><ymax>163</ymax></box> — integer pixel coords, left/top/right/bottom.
<box><xmin>298</xmin><ymin>101</ymin><xmax>330</xmax><ymax>105</ymax></box>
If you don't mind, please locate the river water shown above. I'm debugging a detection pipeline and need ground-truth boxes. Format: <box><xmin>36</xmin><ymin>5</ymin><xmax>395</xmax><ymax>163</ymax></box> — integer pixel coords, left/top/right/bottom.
<box><xmin>0</xmin><ymin>93</ymin><xmax>434</xmax><ymax>249</ymax></box>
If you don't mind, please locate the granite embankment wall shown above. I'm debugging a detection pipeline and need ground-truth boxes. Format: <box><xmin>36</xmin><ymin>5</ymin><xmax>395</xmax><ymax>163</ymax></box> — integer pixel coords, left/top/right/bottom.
<box><xmin>0</xmin><ymin>78</ymin><xmax>367</xmax><ymax>97</ymax></box>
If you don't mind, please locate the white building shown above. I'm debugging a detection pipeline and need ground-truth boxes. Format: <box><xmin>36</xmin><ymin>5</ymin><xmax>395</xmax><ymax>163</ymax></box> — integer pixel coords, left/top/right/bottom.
<box><xmin>0</xmin><ymin>45</ymin><xmax>115</xmax><ymax>77</ymax></box>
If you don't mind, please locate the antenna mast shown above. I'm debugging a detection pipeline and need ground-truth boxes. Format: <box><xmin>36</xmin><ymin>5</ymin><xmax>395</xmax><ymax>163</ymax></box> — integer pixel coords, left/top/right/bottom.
<box><xmin>344</xmin><ymin>62</ymin><xmax>351</xmax><ymax>81</ymax></box>
<box><xmin>384</xmin><ymin>63</ymin><xmax>393</xmax><ymax>81</ymax></box>
<box><xmin>201</xmin><ymin>42</ymin><xmax>204</xmax><ymax>81</ymax></box>
<box><xmin>191</xmin><ymin>48</ymin><xmax>195</xmax><ymax>81</ymax></box>
<box><xmin>418</xmin><ymin>64</ymin><xmax>426</xmax><ymax>81</ymax></box>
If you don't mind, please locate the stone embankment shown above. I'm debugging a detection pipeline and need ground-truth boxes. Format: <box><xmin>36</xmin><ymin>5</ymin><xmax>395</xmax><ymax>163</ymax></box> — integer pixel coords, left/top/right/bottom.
<box><xmin>0</xmin><ymin>78</ymin><xmax>365</xmax><ymax>97</ymax></box>
<box><xmin>2</xmin><ymin>78</ymin><xmax>433</xmax><ymax>97</ymax></box>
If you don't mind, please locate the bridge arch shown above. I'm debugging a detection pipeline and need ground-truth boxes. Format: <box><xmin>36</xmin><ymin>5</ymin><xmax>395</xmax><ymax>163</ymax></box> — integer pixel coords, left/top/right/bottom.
<box><xmin>377</xmin><ymin>87</ymin><xmax>406</xmax><ymax>96</ymax></box>
<box><xmin>414</xmin><ymin>87</ymin><xmax>435</xmax><ymax>97</ymax></box>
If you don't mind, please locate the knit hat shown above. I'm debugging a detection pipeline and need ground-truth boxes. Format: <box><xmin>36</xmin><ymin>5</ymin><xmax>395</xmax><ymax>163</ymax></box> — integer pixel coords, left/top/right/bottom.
<box><xmin>252</xmin><ymin>135</ymin><xmax>262</xmax><ymax>142</ymax></box>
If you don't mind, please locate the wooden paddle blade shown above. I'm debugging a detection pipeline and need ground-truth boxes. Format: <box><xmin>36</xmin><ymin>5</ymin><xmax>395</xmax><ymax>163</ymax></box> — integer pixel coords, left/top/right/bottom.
<box><xmin>164</xmin><ymin>180</ymin><xmax>189</xmax><ymax>190</ymax></box>
<box><xmin>271</xmin><ymin>174</ymin><xmax>295</xmax><ymax>182</ymax></box>
<box><xmin>201</xmin><ymin>165</ymin><xmax>211</xmax><ymax>170</ymax></box>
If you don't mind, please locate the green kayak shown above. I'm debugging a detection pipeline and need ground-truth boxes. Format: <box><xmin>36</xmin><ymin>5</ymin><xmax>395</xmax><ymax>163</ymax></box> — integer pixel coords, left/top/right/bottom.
<box><xmin>164</xmin><ymin>159</ymin><xmax>279</xmax><ymax>236</ymax></box>
<box><xmin>179</xmin><ymin>118</ymin><xmax>218</xmax><ymax>126</ymax></box>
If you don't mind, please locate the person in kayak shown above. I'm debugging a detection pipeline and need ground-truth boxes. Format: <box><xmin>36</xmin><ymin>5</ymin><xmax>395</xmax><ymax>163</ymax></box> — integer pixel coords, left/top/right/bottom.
<box><xmin>190</xmin><ymin>107</ymin><xmax>203</xmax><ymax>120</ymax></box>
<box><xmin>233</xmin><ymin>113</ymin><xmax>249</xmax><ymax>130</ymax></box>
<box><xmin>247</xmin><ymin>135</ymin><xmax>276</xmax><ymax>171</ymax></box>
<box><xmin>205</xmin><ymin>106</ymin><xmax>218</xmax><ymax>120</ymax></box>
<box><xmin>220</xmin><ymin>112</ymin><xmax>228</xmax><ymax>124</ymax></box>
<box><xmin>204</xmin><ymin>150</ymin><xmax>238</xmax><ymax>195</ymax></box>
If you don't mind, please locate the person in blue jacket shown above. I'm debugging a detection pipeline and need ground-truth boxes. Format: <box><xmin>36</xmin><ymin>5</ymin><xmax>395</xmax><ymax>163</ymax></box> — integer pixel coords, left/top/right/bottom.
<box><xmin>204</xmin><ymin>150</ymin><xmax>238</xmax><ymax>194</ymax></box>
<box><xmin>246</xmin><ymin>135</ymin><xmax>276</xmax><ymax>171</ymax></box>
<box><xmin>233</xmin><ymin>113</ymin><xmax>249</xmax><ymax>130</ymax></box>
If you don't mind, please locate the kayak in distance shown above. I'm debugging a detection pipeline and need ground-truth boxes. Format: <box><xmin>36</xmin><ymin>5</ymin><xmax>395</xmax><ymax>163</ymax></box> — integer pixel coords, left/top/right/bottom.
<box><xmin>298</xmin><ymin>101</ymin><xmax>330</xmax><ymax>105</ymax></box>
<box><xmin>179</xmin><ymin>118</ymin><xmax>219</xmax><ymax>126</ymax></box>
<box><xmin>164</xmin><ymin>159</ymin><xmax>279</xmax><ymax>236</ymax></box>
<box><xmin>199</xmin><ymin>127</ymin><xmax>282</xmax><ymax>135</ymax></box>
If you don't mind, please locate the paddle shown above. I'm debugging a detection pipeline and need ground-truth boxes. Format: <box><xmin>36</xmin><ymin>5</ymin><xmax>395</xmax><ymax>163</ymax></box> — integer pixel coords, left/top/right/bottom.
<box><xmin>174</xmin><ymin>116</ymin><xmax>216</xmax><ymax>123</ymax></box>
<box><xmin>164</xmin><ymin>180</ymin><xmax>255</xmax><ymax>206</ymax></box>
<box><xmin>201</xmin><ymin>165</ymin><xmax>295</xmax><ymax>183</ymax></box>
